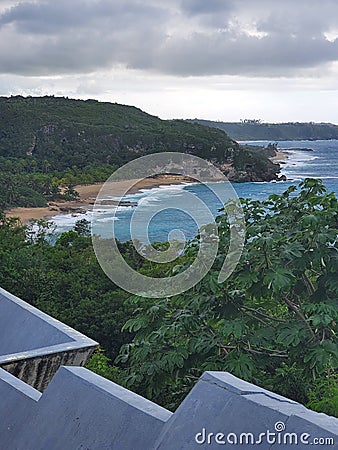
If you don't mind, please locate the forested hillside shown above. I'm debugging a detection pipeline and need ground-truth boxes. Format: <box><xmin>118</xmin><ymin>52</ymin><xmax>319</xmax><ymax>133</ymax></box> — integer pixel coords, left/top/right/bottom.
<box><xmin>0</xmin><ymin>96</ymin><xmax>280</xmax><ymax>208</ymax></box>
<box><xmin>1</xmin><ymin>96</ymin><xmax>239</xmax><ymax>167</ymax></box>
<box><xmin>188</xmin><ymin>119</ymin><xmax>338</xmax><ymax>141</ymax></box>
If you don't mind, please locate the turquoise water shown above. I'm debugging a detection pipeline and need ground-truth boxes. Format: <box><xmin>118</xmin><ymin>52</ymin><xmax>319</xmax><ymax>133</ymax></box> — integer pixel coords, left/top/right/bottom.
<box><xmin>52</xmin><ymin>140</ymin><xmax>338</xmax><ymax>242</ymax></box>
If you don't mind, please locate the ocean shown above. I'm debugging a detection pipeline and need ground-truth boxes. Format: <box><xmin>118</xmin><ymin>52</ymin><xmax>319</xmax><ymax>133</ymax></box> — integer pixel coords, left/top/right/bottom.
<box><xmin>51</xmin><ymin>140</ymin><xmax>338</xmax><ymax>242</ymax></box>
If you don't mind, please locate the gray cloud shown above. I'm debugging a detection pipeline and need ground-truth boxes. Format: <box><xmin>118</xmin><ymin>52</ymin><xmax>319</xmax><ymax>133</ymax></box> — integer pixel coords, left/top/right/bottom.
<box><xmin>0</xmin><ymin>0</ymin><xmax>168</xmax><ymax>74</ymax></box>
<box><xmin>154</xmin><ymin>32</ymin><xmax>338</xmax><ymax>76</ymax></box>
<box><xmin>0</xmin><ymin>0</ymin><xmax>165</xmax><ymax>34</ymax></box>
<box><xmin>179</xmin><ymin>0</ymin><xmax>233</xmax><ymax>29</ymax></box>
<box><xmin>0</xmin><ymin>0</ymin><xmax>338</xmax><ymax>77</ymax></box>
<box><xmin>255</xmin><ymin>1</ymin><xmax>338</xmax><ymax>37</ymax></box>
<box><xmin>180</xmin><ymin>0</ymin><xmax>232</xmax><ymax>16</ymax></box>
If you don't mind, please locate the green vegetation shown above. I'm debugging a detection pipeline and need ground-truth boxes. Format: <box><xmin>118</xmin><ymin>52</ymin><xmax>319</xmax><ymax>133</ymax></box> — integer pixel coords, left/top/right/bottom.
<box><xmin>117</xmin><ymin>179</ymin><xmax>338</xmax><ymax>414</ymax></box>
<box><xmin>0</xmin><ymin>95</ymin><xmax>237</xmax><ymax>166</ymax></box>
<box><xmin>0</xmin><ymin>95</ymin><xmax>279</xmax><ymax>208</ymax></box>
<box><xmin>0</xmin><ymin>179</ymin><xmax>337</xmax><ymax>417</ymax></box>
<box><xmin>188</xmin><ymin>119</ymin><xmax>338</xmax><ymax>141</ymax></box>
<box><xmin>0</xmin><ymin>156</ymin><xmax>118</xmax><ymax>209</ymax></box>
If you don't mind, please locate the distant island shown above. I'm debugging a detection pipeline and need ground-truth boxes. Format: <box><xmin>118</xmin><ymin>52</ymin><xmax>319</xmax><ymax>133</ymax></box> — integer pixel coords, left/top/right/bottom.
<box><xmin>0</xmin><ymin>96</ymin><xmax>282</xmax><ymax>211</ymax></box>
<box><xmin>186</xmin><ymin>119</ymin><xmax>338</xmax><ymax>141</ymax></box>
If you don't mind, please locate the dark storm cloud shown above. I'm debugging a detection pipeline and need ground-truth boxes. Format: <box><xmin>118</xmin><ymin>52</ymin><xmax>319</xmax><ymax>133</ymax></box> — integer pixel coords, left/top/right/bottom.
<box><xmin>180</xmin><ymin>0</ymin><xmax>232</xmax><ymax>16</ymax></box>
<box><xmin>0</xmin><ymin>0</ymin><xmax>167</xmax><ymax>74</ymax></box>
<box><xmin>0</xmin><ymin>0</ymin><xmax>338</xmax><ymax>77</ymax></box>
<box><xmin>179</xmin><ymin>0</ymin><xmax>233</xmax><ymax>28</ymax></box>
<box><xmin>0</xmin><ymin>0</ymin><xmax>163</xmax><ymax>34</ymax></box>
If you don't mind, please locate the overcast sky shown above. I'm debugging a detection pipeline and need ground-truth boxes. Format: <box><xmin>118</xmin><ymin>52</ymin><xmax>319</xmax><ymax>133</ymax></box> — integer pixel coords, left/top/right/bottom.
<box><xmin>1</xmin><ymin>0</ymin><xmax>338</xmax><ymax>122</ymax></box>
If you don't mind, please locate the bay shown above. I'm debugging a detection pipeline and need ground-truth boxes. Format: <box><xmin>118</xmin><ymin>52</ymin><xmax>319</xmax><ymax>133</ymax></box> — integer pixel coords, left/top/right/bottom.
<box><xmin>53</xmin><ymin>140</ymin><xmax>338</xmax><ymax>242</ymax></box>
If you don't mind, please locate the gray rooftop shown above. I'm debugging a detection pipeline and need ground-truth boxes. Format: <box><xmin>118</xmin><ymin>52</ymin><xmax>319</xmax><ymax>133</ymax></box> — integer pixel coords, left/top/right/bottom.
<box><xmin>0</xmin><ymin>287</ymin><xmax>98</xmax><ymax>390</ymax></box>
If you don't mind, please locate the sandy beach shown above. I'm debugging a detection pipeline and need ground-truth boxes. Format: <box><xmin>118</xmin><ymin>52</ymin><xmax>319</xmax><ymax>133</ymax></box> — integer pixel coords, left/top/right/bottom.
<box><xmin>5</xmin><ymin>175</ymin><xmax>193</xmax><ymax>224</ymax></box>
<box><xmin>270</xmin><ymin>150</ymin><xmax>289</xmax><ymax>162</ymax></box>
<box><xmin>5</xmin><ymin>152</ymin><xmax>288</xmax><ymax>224</ymax></box>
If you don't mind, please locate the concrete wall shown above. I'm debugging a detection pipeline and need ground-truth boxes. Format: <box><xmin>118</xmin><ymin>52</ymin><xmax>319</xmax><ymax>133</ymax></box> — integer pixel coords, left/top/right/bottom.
<box><xmin>0</xmin><ymin>287</ymin><xmax>337</xmax><ymax>449</ymax></box>
<box><xmin>0</xmin><ymin>367</ymin><xmax>337</xmax><ymax>450</ymax></box>
<box><xmin>0</xmin><ymin>290</ymin><xmax>70</xmax><ymax>354</ymax></box>
<box><xmin>0</xmin><ymin>367</ymin><xmax>172</xmax><ymax>450</ymax></box>
<box><xmin>0</xmin><ymin>287</ymin><xmax>98</xmax><ymax>390</ymax></box>
<box><xmin>153</xmin><ymin>371</ymin><xmax>338</xmax><ymax>449</ymax></box>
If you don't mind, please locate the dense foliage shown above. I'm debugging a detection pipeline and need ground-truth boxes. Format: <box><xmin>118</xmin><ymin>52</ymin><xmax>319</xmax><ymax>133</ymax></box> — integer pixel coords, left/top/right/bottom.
<box><xmin>0</xmin><ymin>95</ymin><xmax>278</xmax><ymax>207</ymax></box>
<box><xmin>188</xmin><ymin>119</ymin><xmax>338</xmax><ymax>141</ymax></box>
<box><xmin>1</xmin><ymin>179</ymin><xmax>337</xmax><ymax>417</ymax></box>
<box><xmin>0</xmin><ymin>156</ymin><xmax>118</xmax><ymax>209</ymax></box>
<box><xmin>0</xmin><ymin>95</ymin><xmax>237</xmax><ymax>167</ymax></box>
<box><xmin>117</xmin><ymin>179</ymin><xmax>338</xmax><ymax>413</ymax></box>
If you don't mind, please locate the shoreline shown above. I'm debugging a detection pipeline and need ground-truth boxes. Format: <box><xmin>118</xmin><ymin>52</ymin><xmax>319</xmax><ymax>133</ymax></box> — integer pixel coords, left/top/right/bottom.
<box><xmin>269</xmin><ymin>150</ymin><xmax>289</xmax><ymax>162</ymax></box>
<box><xmin>5</xmin><ymin>151</ymin><xmax>290</xmax><ymax>225</ymax></box>
<box><xmin>5</xmin><ymin>175</ymin><xmax>193</xmax><ymax>224</ymax></box>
